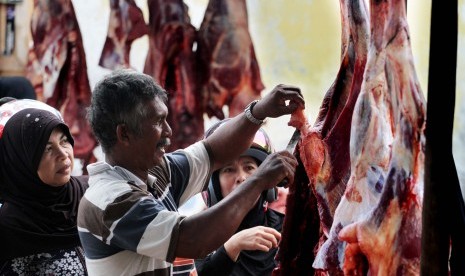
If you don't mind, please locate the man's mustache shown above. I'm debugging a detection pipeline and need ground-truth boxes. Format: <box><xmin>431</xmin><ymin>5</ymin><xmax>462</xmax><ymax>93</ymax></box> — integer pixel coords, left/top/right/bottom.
<box><xmin>157</xmin><ymin>138</ymin><xmax>170</xmax><ymax>148</ymax></box>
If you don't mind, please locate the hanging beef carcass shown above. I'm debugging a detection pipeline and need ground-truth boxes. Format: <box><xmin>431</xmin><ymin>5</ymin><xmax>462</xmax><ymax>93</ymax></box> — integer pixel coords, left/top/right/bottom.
<box><xmin>313</xmin><ymin>0</ymin><xmax>426</xmax><ymax>273</ymax></box>
<box><xmin>274</xmin><ymin>0</ymin><xmax>369</xmax><ymax>274</ymax></box>
<box><xmin>302</xmin><ymin>0</ymin><xmax>369</xmax><ymax>238</ymax></box>
<box><xmin>276</xmin><ymin>0</ymin><xmax>426</xmax><ymax>274</ymax></box>
<box><xmin>273</xmin><ymin>108</ymin><xmax>321</xmax><ymax>276</ymax></box>
<box><xmin>26</xmin><ymin>0</ymin><xmax>97</xmax><ymax>173</ymax></box>
<box><xmin>99</xmin><ymin>0</ymin><xmax>148</xmax><ymax>69</ymax></box>
<box><xmin>144</xmin><ymin>0</ymin><xmax>203</xmax><ymax>151</ymax></box>
<box><xmin>196</xmin><ymin>0</ymin><xmax>265</xmax><ymax>119</ymax></box>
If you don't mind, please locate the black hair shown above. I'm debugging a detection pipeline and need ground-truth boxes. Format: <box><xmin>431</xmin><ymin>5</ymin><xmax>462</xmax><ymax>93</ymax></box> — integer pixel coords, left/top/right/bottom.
<box><xmin>87</xmin><ymin>69</ymin><xmax>168</xmax><ymax>153</ymax></box>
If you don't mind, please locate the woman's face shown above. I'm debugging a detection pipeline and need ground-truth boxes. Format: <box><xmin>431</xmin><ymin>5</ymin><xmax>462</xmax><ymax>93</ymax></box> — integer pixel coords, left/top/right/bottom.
<box><xmin>37</xmin><ymin>127</ymin><xmax>74</xmax><ymax>186</ymax></box>
<box><xmin>218</xmin><ymin>156</ymin><xmax>258</xmax><ymax>197</ymax></box>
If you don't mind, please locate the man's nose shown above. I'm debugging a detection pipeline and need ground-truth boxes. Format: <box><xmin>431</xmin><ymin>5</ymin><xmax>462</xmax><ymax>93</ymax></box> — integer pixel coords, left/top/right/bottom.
<box><xmin>164</xmin><ymin>121</ymin><xmax>173</xmax><ymax>137</ymax></box>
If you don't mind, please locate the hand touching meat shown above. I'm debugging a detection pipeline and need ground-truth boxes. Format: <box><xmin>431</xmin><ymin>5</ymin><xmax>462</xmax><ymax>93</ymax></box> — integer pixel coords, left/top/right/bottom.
<box><xmin>250</xmin><ymin>150</ymin><xmax>299</xmax><ymax>191</ymax></box>
<box><xmin>252</xmin><ymin>84</ymin><xmax>305</xmax><ymax>120</ymax></box>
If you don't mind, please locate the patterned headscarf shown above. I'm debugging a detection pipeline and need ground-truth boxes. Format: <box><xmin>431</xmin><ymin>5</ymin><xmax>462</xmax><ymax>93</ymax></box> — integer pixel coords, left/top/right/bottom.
<box><xmin>0</xmin><ymin>108</ymin><xmax>88</xmax><ymax>261</ymax></box>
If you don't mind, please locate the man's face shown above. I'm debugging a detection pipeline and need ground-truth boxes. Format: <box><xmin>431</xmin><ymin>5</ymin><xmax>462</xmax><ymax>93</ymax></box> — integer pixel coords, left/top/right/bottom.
<box><xmin>132</xmin><ymin>99</ymin><xmax>172</xmax><ymax>169</ymax></box>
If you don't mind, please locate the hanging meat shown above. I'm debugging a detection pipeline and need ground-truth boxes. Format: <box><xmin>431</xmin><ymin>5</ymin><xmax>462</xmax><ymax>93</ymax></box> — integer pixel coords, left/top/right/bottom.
<box><xmin>273</xmin><ymin>108</ymin><xmax>321</xmax><ymax>276</ymax></box>
<box><xmin>26</xmin><ymin>0</ymin><xmax>97</xmax><ymax>174</ymax></box>
<box><xmin>306</xmin><ymin>0</ymin><xmax>369</xmax><ymax>239</ymax></box>
<box><xmin>326</xmin><ymin>0</ymin><xmax>426</xmax><ymax>273</ymax></box>
<box><xmin>99</xmin><ymin>0</ymin><xmax>148</xmax><ymax>69</ymax></box>
<box><xmin>276</xmin><ymin>0</ymin><xmax>426</xmax><ymax>274</ymax></box>
<box><xmin>196</xmin><ymin>0</ymin><xmax>265</xmax><ymax>119</ymax></box>
<box><xmin>144</xmin><ymin>0</ymin><xmax>203</xmax><ymax>152</ymax></box>
<box><xmin>274</xmin><ymin>0</ymin><xmax>369</xmax><ymax>274</ymax></box>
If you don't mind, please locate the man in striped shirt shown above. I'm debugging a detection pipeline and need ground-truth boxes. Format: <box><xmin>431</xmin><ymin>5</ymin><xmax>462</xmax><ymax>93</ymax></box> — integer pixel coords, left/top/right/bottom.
<box><xmin>77</xmin><ymin>69</ymin><xmax>305</xmax><ymax>275</ymax></box>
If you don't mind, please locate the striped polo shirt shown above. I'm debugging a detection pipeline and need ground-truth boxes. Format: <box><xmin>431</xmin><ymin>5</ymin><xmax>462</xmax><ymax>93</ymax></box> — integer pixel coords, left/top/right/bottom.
<box><xmin>77</xmin><ymin>141</ymin><xmax>211</xmax><ymax>275</ymax></box>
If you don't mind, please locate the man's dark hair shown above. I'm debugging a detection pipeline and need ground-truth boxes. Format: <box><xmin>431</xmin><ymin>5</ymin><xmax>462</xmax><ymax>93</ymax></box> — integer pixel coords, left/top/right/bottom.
<box><xmin>88</xmin><ymin>69</ymin><xmax>168</xmax><ymax>153</ymax></box>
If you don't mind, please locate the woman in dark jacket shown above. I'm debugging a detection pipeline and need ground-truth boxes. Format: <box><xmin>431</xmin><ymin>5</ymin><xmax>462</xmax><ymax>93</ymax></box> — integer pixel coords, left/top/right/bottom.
<box><xmin>0</xmin><ymin>101</ymin><xmax>88</xmax><ymax>275</ymax></box>
<box><xmin>195</xmin><ymin>120</ymin><xmax>285</xmax><ymax>276</ymax></box>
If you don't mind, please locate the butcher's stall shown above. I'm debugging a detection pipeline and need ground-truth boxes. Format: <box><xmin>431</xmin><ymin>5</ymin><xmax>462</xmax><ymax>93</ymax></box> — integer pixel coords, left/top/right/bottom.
<box><xmin>0</xmin><ymin>0</ymin><xmax>464</xmax><ymax>275</ymax></box>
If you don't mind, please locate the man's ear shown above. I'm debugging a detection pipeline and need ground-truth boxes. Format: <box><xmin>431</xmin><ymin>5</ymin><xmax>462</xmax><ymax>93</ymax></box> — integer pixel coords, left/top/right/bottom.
<box><xmin>116</xmin><ymin>124</ymin><xmax>131</xmax><ymax>145</ymax></box>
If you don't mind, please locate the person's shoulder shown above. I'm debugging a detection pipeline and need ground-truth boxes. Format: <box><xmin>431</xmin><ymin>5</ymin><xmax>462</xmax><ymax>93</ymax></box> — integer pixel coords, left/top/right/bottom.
<box><xmin>70</xmin><ymin>175</ymin><xmax>90</xmax><ymax>190</ymax></box>
<box><xmin>86</xmin><ymin>161</ymin><xmax>123</xmax><ymax>183</ymax></box>
<box><xmin>148</xmin><ymin>156</ymin><xmax>170</xmax><ymax>187</ymax></box>
<box><xmin>172</xmin><ymin>141</ymin><xmax>210</xmax><ymax>163</ymax></box>
<box><xmin>85</xmin><ymin>162</ymin><xmax>137</xmax><ymax>192</ymax></box>
<box><xmin>163</xmin><ymin>141</ymin><xmax>207</xmax><ymax>167</ymax></box>
<box><xmin>73</xmin><ymin>174</ymin><xmax>89</xmax><ymax>183</ymax></box>
<box><xmin>86</xmin><ymin>161</ymin><xmax>110</xmax><ymax>174</ymax></box>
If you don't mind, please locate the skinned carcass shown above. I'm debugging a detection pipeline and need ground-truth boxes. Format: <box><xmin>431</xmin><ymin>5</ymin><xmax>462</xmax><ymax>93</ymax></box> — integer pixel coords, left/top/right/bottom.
<box><xmin>274</xmin><ymin>0</ymin><xmax>369</xmax><ymax>274</ymax></box>
<box><xmin>333</xmin><ymin>0</ymin><xmax>426</xmax><ymax>273</ymax></box>
<box><xmin>273</xmin><ymin>108</ymin><xmax>320</xmax><ymax>276</ymax></box>
<box><xmin>99</xmin><ymin>0</ymin><xmax>148</xmax><ymax>69</ymax></box>
<box><xmin>314</xmin><ymin>0</ymin><xmax>426</xmax><ymax>273</ymax></box>
<box><xmin>274</xmin><ymin>143</ymin><xmax>321</xmax><ymax>275</ymax></box>
<box><xmin>276</xmin><ymin>0</ymin><xmax>426</xmax><ymax>274</ymax></box>
<box><xmin>303</xmin><ymin>0</ymin><xmax>369</xmax><ymax>239</ymax></box>
<box><xmin>144</xmin><ymin>0</ymin><xmax>203</xmax><ymax>151</ymax></box>
<box><xmin>26</xmin><ymin>0</ymin><xmax>97</xmax><ymax>173</ymax></box>
<box><xmin>196</xmin><ymin>0</ymin><xmax>264</xmax><ymax>119</ymax></box>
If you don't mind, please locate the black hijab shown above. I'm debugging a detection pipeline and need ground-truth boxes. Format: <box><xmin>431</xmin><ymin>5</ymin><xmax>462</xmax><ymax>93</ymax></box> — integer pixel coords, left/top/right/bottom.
<box><xmin>0</xmin><ymin>108</ymin><xmax>88</xmax><ymax>261</ymax></box>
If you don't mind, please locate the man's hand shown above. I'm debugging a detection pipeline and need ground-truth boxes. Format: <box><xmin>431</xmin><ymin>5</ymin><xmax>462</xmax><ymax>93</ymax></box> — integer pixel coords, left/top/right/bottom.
<box><xmin>252</xmin><ymin>84</ymin><xmax>305</xmax><ymax>120</ymax></box>
<box><xmin>249</xmin><ymin>150</ymin><xmax>298</xmax><ymax>190</ymax></box>
<box><xmin>224</xmin><ymin>226</ymin><xmax>281</xmax><ymax>262</ymax></box>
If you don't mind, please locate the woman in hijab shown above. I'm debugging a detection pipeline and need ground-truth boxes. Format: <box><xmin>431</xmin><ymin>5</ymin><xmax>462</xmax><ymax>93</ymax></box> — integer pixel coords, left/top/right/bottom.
<box><xmin>0</xmin><ymin>106</ymin><xmax>88</xmax><ymax>275</ymax></box>
<box><xmin>195</xmin><ymin>120</ymin><xmax>285</xmax><ymax>276</ymax></box>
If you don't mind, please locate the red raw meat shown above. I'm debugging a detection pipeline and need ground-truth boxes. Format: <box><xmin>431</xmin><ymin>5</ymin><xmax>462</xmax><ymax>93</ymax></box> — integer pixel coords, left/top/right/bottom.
<box><xmin>275</xmin><ymin>0</ymin><xmax>370</xmax><ymax>274</ymax></box>
<box><xmin>273</xmin><ymin>142</ymin><xmax>321</xmax><ymax>276</ymax></box>
<box><xmin>26</xmin><ymin>0</ymin><xmax>97</xmax><ymax>173</ymax></box>
<box><xmin>144</xmin><ymin>0</ymin><xmax>204</xmax><ymax>151</ymax></box>
<box><xmin>276</xmin><ymin>0</ymin><xmax>426</xmax><ymax>274</ymax></box>
<box><xmin>315</xmin><ymin>0</ymin><xmax>426</xmax><ymax>273</ymax></box>
<box><xmin>99</xmin><ymin>0</ymin><xmax>148</xmax><ymax>69</ymax></box>
<box><xmin>196</xmin><ymin>0</ymin><xmax>264</xmax><ymax>119</ymax></box>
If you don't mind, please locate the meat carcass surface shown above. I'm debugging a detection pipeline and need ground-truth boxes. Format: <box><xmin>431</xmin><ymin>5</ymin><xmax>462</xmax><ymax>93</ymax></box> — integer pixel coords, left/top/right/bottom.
<box><xmin>303</xmin><ymin>0</ymin><xmax>369</xmax><ymax>239</ymax></box>
<box><xmin>144</xmin><ymin>0</ymin><xmax>203</xmax><ymax>151</ymax></box>
<box><xmin>99</xmin><ymin>0</ymin><xmax>148</xmax><ymax>69</ymax></box>
<box><xmin>314</xmin><ymin>0</ymin><xmax>426</xmax><ymax>273</ymax></box>
<box><xmin>196</xmin><ymin>0</ymin><xmax>264</xmax><ymax>119</ymax></box>
<box><xmin>274</xmin><ymin>0</ymin><xmax>369</xmax><ymax>274</ymax></box>
<box><xmin>26</xmin><ymin>0</ymin><xmax>97</xmax><ymax>173</ymax></box>
<box><xmin>273</xmin><ymin>108</ymin><xmax>322</xmax><ymax>276</ymax></box>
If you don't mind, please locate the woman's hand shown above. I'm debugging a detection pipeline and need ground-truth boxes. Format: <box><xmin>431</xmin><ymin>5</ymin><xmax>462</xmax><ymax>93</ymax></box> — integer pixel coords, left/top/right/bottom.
<box><xmin>223</xmin><ymin>226</ymin><xmax>281</xmax><ymax>262</ymax></box>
